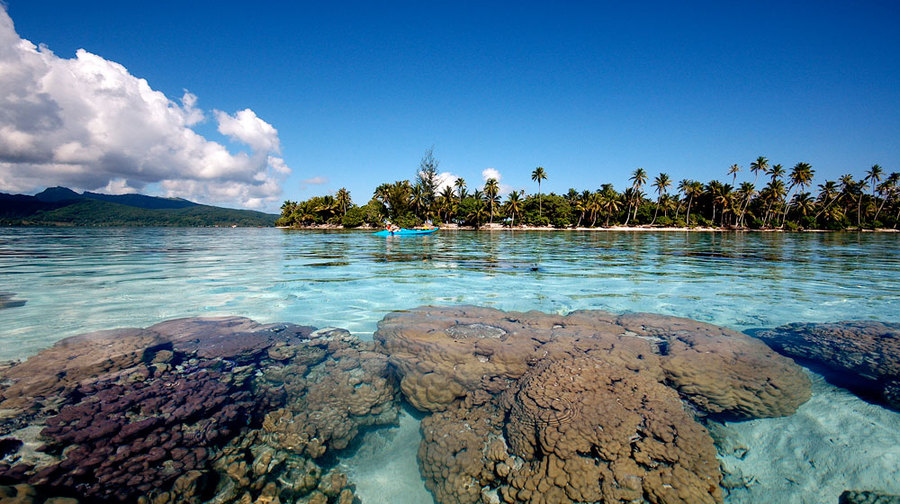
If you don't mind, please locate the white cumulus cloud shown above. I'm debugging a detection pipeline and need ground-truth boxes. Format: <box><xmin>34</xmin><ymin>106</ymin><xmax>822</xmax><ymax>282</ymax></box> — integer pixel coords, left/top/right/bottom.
<box><xmin>434</xmin><ymin>172</ymin><xmax>459</xmax><ymax>194</ymax></box>
<box><xmin>480</xmin><ymin>167</ymin><xmax>513</xmax><ymax>195</ymax></box>
<box><xmin>0</xmin><ymin>6</ymin><xmax>290</xmax><ymax>209</ymax></box>
<box><xmin>481</xmin><ymin>168</ymin><xmax>501</xmax><ymax>183</ymax></box>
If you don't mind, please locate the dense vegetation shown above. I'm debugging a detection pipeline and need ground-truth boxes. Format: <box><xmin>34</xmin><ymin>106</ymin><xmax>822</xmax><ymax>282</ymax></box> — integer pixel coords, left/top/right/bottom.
<box><xmin>0</xmin><ymin>188</ymin><xmax>277</xmax><ymax>227</ymax></box>
<box><xmin>278</xmin><ymin>153</ymin><xmax>899</xmax><ymax>231</ymax></box>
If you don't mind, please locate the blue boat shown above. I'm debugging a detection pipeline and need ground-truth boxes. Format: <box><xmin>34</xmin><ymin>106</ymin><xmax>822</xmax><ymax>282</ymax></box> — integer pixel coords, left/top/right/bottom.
<box><xmin>372</xmin><ymin>227</ymin><xmax>439</xmax><ymax>237</ymax></box>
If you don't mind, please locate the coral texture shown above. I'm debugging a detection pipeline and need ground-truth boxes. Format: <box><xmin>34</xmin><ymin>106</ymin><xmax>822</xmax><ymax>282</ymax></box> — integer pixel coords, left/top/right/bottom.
<box><xmin>376</xmin><ymin>305</ymin><xmax>809</xmax><ymax>418</ymax></box>
<box><xmin>377</xmin><ymin>305</ymin><xmax>813</xmax><ymax>504</ymax></box>
<box><xmin>419</xmin><ymin>358</ymin><xmax>722</xmax><ymax>504</ymax></box>
<box><xmin>0</xmin><ymin>318</ymin><xmax>398</xmax><ymax>504</ymax></box>
<box><xmin>755</xmin><ymin>321</ymin><xmax>900</xmax><ymax>409</ymax></box>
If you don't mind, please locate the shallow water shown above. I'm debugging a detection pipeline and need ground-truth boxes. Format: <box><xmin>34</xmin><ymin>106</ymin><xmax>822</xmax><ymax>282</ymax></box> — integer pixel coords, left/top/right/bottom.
<box><xmin>1</xmin><ymin>227</ymin><xmax>898</xmax><ymax>503</ymax></box>
<box><xmin>1</xmin><ymin>228</ymin><xmax>897</xmax><ymax>361</ymax></box>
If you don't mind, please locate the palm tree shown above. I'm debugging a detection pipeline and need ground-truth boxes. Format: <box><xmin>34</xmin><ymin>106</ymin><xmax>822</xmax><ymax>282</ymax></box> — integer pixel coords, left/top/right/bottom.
<box><xmin>573</xmin><ymin>190</ymin><xmax>590</xmax><ymax>227</ymax></box>
<box><xmin>334</xmin><ymin>188</ymin><xmax>351</xmax><ymax>217</ymax></box>
<box><xmin>483</xmin><ymin>178</ymin><xmax>500</xmax><ymax>224</ymax></box>
<box><xmin>454</xmin><ymin>177</ymin><xmax>467</xmax><ymax>200</ymax></box>
<box><xmin>728</xmin><ymin>163</ymin><xmax>741</xmax><ymax>187</ymax></box>
<box><xmin>410</xmin><ymin>183</ymin><xmax>427</xmax><ymax>219</ymax></box>
<box><xmin>738</xmin><ymin>156</ymin><xmax>768</xmax><ymax>227</ymax></box>
<box><xmin>762</xmin><ymin>165</ymin><xmax>784</xmax><ymax>226</ymax></box>
<box><xmin>531</xmin><ymin>167</ymin><xmax>547</xmax><ymax>219</ymax></box>
<box><xmin>467</xmin><ymin>199</ymin><xmax>488</xmax><ymax>229</ymax></box>
<box><xmin>624</xmin><ymin>168</ymin><xmax>648</xmax><ymax>225</ymax></box>
<box><xmin>761</xmin><ymin>179</ymin><xmax>786</xmax><ymax>227</ymax></box>
<box><xmin>736</xmin><ymin>182</ymin><xmax>756</xmax><ymax>227</ymax></box>
<box><xmin>438</xmin><ymin>185</ymin><xmax>456</xmax><ymax>223</ymax></box>
<box><xmin>839</xmin><ymin>174</ymin><xmax>863</xmax><ymax>228</ymax></box>
<box><xmin>873</xmin><ymin>172</ymin><xmax>897</xmax><ymax>225</ymax></box>
<box><xmin>781</xmin><ymin>162</ymin><xmax>815</xmax><ymax>227</ymax></box>
<box><xmin>706</xmin><ymin>181</ymin><xmax>724</xmax><ymax>225</ymax></box>
<box><xmin>768</xmin><ymin>163</ymin><xmax>785</xmax><ymax>183</ymax></box>
<box><xmin>374</xmin><ymin>183</ymin><xmax>391</xmax><ymax>205</ymax></box>
<box><xmin>650</xmin><ymin>173</ymin><xmax>671</xmax><ymax>226</ymax></box>
<box><xmin>792</xmin><ymin>192</ymin><xmax>815</xmax><ymax>221</ymax></box>
<box><xmin>866</xmin><ymin>164</ymin><xmax>884</xmax><ymax>201</ymax></box>
<box><xmin>385</xmin><ymin>180</ymin><xmax>412</xmax><ymax>219</ymax></box>
<box><xmin>675</xmin><ymin>179</ymin><xmax>690</xmax><ymax>221</ymax></box>
<box><xmin>587</xmin><ymin>191</ymin><xmax>602</xmax><ymax>227</ymax></box>
<box><xmin>707</xmin><ymin>181</ymin><xmax>733</xmax><ymax>227</ymax></box>
<box><xmin>864</xmin><ymin>164</ymin><xmax>884</xmax><ymax>226</ymax></box>
<box><xmin>599</xmin><ymin>190</ymin><xmax>621</xmax><ymax>227</ymax></box>
<box><xmin>814</xmin><ymin>180</ymin><xmax>840</xmax><ymax>223</ymax></box>
<box><xmin>683</xmin><ymin>180</ymin><xmax>703</xmax><ymax>227</ymax></box>
<box><xmin>659</xmin><ymin>193</ymin><xmax>677</xmax><ymax>220</ymax></box>
<box><xmin>504</xmin><ymin>191</ymin><xmax>523</xmax><ymax>227</ymax></box>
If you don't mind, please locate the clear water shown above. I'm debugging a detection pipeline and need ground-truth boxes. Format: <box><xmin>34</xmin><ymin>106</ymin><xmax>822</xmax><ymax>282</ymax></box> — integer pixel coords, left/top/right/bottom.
<box><xmin>2</xmin><ymin>227</ymin><xmax>897</xmax><ymax>361</ymax></box>
<box><xmin>1</xmin><ymin>227</ymin><xmax>898</xmax><ymax>503</ymax></box>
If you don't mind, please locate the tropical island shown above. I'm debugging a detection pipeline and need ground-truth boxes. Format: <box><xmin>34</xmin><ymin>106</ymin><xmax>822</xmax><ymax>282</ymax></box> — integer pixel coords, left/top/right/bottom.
<box><xmin>279</xmin><ymin>152</ymin><xmax>899</xmax><ymax>232</ymax></box>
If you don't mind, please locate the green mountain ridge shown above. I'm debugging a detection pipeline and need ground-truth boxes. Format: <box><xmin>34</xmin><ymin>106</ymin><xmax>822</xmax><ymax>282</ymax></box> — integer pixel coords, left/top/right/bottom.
<box><xmin>0</xmin><ymin>187</ymin><xmax>277</xmax><ymax>227</ymax></box>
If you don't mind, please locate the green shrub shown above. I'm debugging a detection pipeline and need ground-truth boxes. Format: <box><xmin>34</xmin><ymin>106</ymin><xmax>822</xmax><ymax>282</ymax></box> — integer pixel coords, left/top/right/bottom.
<box><xmin>341</xmin><ymin>206</ymin><xmax>365</xmax><ymax>227</ymax></box>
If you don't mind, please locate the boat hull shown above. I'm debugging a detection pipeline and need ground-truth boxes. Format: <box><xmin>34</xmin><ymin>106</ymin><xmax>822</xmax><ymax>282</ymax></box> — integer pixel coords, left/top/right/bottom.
<box><xmin>372</xmin><ymin>228</ymin><xmax>439</xmax><ymax>237</ymax></box>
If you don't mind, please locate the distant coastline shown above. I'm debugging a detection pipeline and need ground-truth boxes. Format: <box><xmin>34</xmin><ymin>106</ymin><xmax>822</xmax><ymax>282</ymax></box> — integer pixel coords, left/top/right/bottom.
<box><xmin>277</xmin><ymin>153</ymin><xmax>899</xmax><ymax>233</ymax></box>
<box><xmin>0</xmin><ymin>187</ymin><xmax>277</xmax><ymax>228</ymax></box>
<box><xmin>278</xmin><ymin>223</ymin><xmax>899</xmax><ymax>233</ymax></box>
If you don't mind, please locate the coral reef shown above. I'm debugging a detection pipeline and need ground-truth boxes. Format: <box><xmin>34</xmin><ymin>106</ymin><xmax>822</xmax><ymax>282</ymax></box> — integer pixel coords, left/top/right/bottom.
<box><xmin>755</xmin><ymin>321</ymin><xmax>900</xmax><ymax>409</ymax></box>
<box><xmin>615</xmin><ymin>312</ymin><xmax>812</xmax><ymax>418</ymax></box>
<box><xmin>0</xmin><ymin>318</ymin><xmax>398</xmax><ymax>504</ymax></box>
<box><xmin>375</xmin><ymin>305</ymin><xmax>809</xmax><ymax>418</ymax></box>
<box><xmin>376</xmin><ymin>305</ymin><xmax>812</xmax><ymax>504</ymax></box>
<box><xmin>418</xmin><ymin>358</ymin><xmax>722</xmax><ymax>504</ymax></box>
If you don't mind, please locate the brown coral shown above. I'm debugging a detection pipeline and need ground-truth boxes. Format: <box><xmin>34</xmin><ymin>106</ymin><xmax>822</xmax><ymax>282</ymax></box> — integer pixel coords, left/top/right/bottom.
<box><xmin>258</xmin><ymin>329</ymin><xmax>398</xmax><ymax>459</ymax></box>
<box><xmin>377</xmin><ymin>305</ymin><xmax>813</xmax><ymax>504</ymax></box>
<box><xmin>615</xmin><ymin>312</ymin><xmax>812</xmax><ymax>418</ymax></box>
<box><xmin>376</xmin><ymin>305</ymin><xmax>809</xmax><ymax>418</ymax></box>
<box><xmin>418</xmin><ymin>358</ymin><xmax>723</xmax><ymax>504</ymax></box>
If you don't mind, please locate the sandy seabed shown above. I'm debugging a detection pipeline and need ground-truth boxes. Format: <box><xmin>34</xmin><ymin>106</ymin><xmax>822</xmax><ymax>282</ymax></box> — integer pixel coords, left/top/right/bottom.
<box><xmin>340</xmin><ymin>405</ymin><xmax>435</xmax><ymax>504</ymax></box>
<box><xmin>718</xmin><ymin>370</ymin><xmax>900</xmax><ymax>503</ymax></box>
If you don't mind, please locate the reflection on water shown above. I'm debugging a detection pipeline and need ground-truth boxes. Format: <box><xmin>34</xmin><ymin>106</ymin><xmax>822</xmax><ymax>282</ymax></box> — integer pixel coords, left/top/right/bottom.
<box><xmin>0</xmin><ymin>228</ymin><xmax>898</xmax><ymax>361</ymax></box>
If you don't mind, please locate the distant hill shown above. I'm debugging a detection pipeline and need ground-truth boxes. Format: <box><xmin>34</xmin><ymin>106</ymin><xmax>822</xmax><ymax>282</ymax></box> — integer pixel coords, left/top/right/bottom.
<box><xmin>0</xmin><ymin>187</ymin><xmax>277</xmax><ymax>227</ymax></box>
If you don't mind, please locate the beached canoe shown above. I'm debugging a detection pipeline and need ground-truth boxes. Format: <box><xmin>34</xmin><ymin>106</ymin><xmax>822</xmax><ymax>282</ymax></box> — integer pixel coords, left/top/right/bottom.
<box><xmin>372</xmin><ymin>228</ymin><xmax>439</xmax><ymax>237</ymax></box>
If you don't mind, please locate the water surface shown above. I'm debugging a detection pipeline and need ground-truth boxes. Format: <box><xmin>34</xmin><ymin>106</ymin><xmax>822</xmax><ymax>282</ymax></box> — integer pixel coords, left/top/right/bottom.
<box><xmin>1</xmin><ymin>228</ymin><xmax>897</xmax><ymax>361</ymax></box>
<box><xmin>1</xmin><ymin>227</ymin><xmax>899</xmax><ymax>503</ymax></box>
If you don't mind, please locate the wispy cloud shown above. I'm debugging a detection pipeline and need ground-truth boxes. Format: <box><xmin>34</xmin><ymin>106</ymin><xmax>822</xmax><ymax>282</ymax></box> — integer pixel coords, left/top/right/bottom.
<box><xmin>0</xmin><ymin>6</ymin><xmax>289</xmax><ymax>209</ymax></box>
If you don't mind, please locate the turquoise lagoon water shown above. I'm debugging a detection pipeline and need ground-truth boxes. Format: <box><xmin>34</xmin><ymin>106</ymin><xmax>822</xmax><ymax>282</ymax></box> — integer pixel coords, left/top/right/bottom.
<box><xmin>1</xmin><ymin>227</ymin><xmax>899</xmax><ymax>503</ymax></box>
<box><xmin>1</xmin><ymin>227</ymin><xmax>897</xmax><ymax>361</ymax></box>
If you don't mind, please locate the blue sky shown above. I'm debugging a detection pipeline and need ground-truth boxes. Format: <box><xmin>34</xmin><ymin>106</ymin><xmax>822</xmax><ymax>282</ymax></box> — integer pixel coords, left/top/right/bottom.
<box><xmin>2</xmin><ymin>1</ymin><xmax>899</xmax><ymax>210</ymax></box>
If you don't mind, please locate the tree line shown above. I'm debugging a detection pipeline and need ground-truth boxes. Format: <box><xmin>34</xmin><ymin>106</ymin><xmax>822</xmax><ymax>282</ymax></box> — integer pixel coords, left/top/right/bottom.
<box><xmin>277</xmin><ymin>151</ymin><xmax>899</xmax><ymax>231</ymax></box>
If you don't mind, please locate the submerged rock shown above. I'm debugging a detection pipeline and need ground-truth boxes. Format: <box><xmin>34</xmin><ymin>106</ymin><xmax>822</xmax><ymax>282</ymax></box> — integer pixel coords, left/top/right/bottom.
<box><xmin>0</xmin><ymin>292</ymin><xmax>26</xmax><ymax>310</ymax></box>
<box><xmin>376</xmin><ymin>305</ymin><xmax>811</xmax><ymax>504</ymax></box>
<box><xmin>375</xmin><ymin>305</ymin><xmax>810</xmax><ymax>418</ymax></box>
<box><xmin>840</xmin><ymin>490</ymin><xmax>900</xmax><ymax>504</ymax></box>
<box><xmin>0</xmin><ymin>317</ymin><xmax>399</xmax><ymax>504</ymax></box>
<box><xmin>755</xmin><ymin>321</ymin><xmax>900</xmax><ymax>410</ymax></box>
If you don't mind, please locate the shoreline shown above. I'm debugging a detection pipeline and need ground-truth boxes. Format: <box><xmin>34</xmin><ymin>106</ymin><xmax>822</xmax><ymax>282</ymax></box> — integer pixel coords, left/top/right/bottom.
<box><xmin>278</xmin><ymin>223</ymin><xmax>900</xmax><ymax>233</ymax></box>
